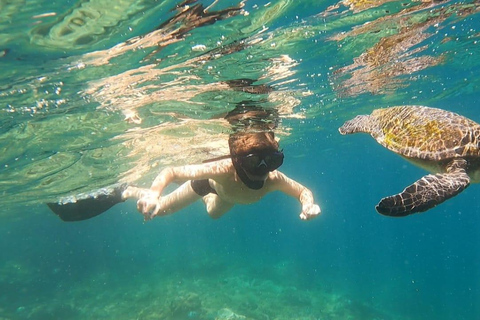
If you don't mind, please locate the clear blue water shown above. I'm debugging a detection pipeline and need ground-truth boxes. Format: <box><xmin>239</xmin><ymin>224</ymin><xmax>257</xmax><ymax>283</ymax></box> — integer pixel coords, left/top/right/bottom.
<box><xmin>1</xmin><ymin>0</ymin><xmax>480</xmax><ymax>319</ymax></box>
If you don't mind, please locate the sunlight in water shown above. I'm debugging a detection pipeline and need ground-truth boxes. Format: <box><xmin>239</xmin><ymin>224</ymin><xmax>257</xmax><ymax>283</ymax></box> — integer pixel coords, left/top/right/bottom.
<box><xmin>1</xmin><ymin>0</ymin><xmax>480</xmax><ymax>319</ymax></box>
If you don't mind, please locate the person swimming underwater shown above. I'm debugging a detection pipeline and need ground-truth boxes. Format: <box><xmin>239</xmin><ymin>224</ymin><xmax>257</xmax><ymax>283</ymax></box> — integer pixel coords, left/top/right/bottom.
<box><xmin>123</xmin><ymin>131</ymin><xmax>320</xmax><ymax>220</ymax></box>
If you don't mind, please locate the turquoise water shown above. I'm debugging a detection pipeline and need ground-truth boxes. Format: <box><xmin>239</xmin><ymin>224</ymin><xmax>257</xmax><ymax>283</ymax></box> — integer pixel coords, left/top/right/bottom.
<box><xmin>2</xmin><ymin>0</ymin><xmax>480</xmax><ymax>319</ymax></box>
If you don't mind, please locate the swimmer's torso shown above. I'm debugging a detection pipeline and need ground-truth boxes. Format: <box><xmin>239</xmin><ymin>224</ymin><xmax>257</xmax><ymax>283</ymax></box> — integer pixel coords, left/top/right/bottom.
<box><xmin>209</xmin><ymin>167</ymin><xmax>274</xmax><ymax>204</ymax></box>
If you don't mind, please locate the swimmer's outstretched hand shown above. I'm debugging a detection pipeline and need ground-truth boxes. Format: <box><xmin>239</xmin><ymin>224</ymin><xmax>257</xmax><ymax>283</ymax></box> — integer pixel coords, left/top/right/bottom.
<box><xmin>137</xmin><ymin>192</ymin><xmax>164</xmax><ymax>221</ymax></box>
<box><xmin>300</xmin><ymin>203</ymin><xmax>321</xmax><ymax>220</ymax></box>
<box><xmin>122</xmin><ymin>187</ymin><xmax>161</xmax><ymax>221</ymax></box>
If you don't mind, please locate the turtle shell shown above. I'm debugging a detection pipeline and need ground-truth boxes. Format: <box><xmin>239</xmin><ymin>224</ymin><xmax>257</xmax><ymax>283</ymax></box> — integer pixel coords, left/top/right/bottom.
<box><xmin>368</xmin><ymin>106</ymin><xmax>480</xmax><ymax>161</ymax></box>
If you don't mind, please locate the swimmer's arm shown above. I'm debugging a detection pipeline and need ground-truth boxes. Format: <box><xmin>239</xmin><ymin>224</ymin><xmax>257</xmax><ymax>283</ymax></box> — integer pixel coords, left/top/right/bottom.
<box><xmin>150</xmin><ymin>159</ymin><xmax>232</xmax><ymax>196</ymax></box>
<box><xmin>121</xmin><ymin>160</ymin><xmax>232</xmax><ymax>218</ymax></box>
<box><xmin>269</xmin><ymin>171</ymin><xmax>321</xmax><ymax>220</ymax></box>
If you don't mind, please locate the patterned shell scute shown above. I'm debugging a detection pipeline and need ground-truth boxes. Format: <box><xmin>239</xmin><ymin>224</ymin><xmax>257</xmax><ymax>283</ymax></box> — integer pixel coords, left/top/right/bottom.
<box><xmin>370</xmin><ymin>106</ymin><xmax>480</xmax><ymax>161</ymax></box>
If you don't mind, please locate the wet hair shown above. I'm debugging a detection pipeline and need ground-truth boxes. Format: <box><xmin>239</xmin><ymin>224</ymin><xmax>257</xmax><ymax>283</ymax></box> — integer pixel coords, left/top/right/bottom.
<box><xmin>228</xmin><ymin>131</ymin><xmax>279</xmax><ymax>157</ymax></box>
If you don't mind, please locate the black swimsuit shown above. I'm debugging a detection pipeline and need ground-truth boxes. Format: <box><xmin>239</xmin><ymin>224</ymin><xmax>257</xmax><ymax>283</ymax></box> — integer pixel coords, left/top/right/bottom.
<box><xmin>190</xmin><ymin>179</ymin><xmax>217</xmax><ymax>196</ymax></box>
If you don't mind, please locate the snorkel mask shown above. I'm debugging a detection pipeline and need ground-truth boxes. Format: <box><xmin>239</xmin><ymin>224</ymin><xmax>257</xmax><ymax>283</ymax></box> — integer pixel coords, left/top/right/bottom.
<box><xmin>237</xmin><ymin>151</ymin><xmax>284</xmax><ymax>176</ymax></box>
<box><xmin>229</xmin><ymin>132</ymin><xmax>283</xmax><ymax>190</ymax></box>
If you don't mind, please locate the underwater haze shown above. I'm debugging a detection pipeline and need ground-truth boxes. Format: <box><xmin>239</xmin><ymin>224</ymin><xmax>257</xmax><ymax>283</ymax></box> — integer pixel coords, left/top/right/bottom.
<box><xmin>1</xmin><ymin>0</ymin><xmax>480</xmax><ymax>319</ymax></box>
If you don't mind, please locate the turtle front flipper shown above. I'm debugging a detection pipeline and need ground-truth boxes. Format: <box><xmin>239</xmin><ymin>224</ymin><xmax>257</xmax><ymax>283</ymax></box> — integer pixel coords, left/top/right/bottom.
<box><xmin>376</xmin><ymin>159</ymin><xmax>470</xmax><ymax>217</ymax></box>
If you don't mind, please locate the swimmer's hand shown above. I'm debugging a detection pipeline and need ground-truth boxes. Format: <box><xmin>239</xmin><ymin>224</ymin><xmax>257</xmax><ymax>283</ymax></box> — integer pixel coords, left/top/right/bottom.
<box><xmin>300</xmin><ymin>203</ymin><xmax>321</xmax><ymax>220</ymax></box>
<box><xmin>136</xmin><ymin>190</ymin><xmax>163</xmax><ymax>221</ymax></box>
<box><xmin>122</xmin><ymin>187</ymin><xmax>162</xmax><ymax>220</ymax></box>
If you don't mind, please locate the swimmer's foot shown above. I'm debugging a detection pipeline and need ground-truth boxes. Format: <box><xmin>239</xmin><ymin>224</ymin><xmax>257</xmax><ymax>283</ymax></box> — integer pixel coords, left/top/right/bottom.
<box><xmin>47</xmin><ymin>183</ymin><xmax>129</xmax><ymax>222</ymax></box>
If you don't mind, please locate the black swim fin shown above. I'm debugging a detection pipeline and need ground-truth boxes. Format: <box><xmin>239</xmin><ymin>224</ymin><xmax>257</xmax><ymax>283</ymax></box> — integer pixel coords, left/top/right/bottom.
<box><xmin>47</xmin><ymin>183</ymin><xmax>129</xmax><ymax>222</ymax></box>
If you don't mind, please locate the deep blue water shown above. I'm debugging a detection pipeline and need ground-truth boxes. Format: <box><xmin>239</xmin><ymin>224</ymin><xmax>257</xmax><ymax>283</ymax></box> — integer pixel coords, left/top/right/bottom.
<box><xmin>2</xmin><ymin>0</ymin><xmax>480</xmax><ymax>319</ymax></box>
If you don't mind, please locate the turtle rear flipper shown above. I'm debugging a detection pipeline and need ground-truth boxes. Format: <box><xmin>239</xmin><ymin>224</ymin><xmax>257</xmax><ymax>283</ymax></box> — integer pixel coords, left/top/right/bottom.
<box><xmin>376</xmin><ymin>159</ymin><xmax>470</xmax><ymax>217</ymax></box>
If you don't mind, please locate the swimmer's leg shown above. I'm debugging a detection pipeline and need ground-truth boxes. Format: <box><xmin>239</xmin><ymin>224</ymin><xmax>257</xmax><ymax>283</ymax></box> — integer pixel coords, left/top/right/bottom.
<box><xmin>202</xmin><ymin>194</ymin><xmax>234</xmax><ymax>219</ymax></box>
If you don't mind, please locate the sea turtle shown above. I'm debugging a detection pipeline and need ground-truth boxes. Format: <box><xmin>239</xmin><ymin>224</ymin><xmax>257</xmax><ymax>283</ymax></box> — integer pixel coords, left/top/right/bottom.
<box><xmin>339</xmin><ymin>105</ymin><xmax>480</xmax><ymax>217</ymax></box>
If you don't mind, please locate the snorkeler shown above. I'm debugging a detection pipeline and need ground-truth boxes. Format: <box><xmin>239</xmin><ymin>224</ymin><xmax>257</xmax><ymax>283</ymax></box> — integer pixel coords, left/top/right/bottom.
<box><xmin>48</xmin><ymin>131</ymin><xmax>320</xmax><ymax>221</ymax></box>
<box><xmin>122</xmin><ymin>131</ymin><xmax>320</xmax><ymax>220</ymax></box>
<box><xmin>47</xmin><ymin>93</ymin><xmax>319</xmax><ymax>222</ymax></box>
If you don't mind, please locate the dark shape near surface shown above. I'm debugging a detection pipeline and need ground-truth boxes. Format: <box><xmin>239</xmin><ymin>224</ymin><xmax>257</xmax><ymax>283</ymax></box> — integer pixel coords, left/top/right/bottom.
<box><xmin>339</xmin><ymin>105</ymin><xmax>480</xmax><ymax>217</ymax></box>
<box><xmin>47</xmin><ymin>183</ymin><xmax>128</xmax><ymax>221</ymax></box>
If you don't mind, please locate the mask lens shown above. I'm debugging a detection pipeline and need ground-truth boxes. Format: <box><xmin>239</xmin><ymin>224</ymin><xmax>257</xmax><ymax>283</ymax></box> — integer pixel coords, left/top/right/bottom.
<box><xmin>265</xmin><ymin>152</ymin><xmax>284</xmax><ymax>170</ymax></box>
<box><xmin>239</xmin><ymin>151</ymin><xmax>284</xmax><ymax>174</ymax></box>
<box><xmin>242</xmin><ymin>154</ymin><xmax>262</xmax><ymax>169</ymax></box>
